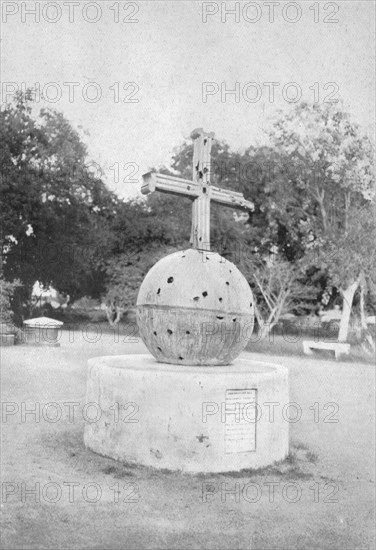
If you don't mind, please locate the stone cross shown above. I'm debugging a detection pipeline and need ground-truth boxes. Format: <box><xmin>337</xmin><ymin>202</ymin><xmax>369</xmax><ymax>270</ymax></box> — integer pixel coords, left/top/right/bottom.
<box><xmin>141</xmin><ymin>128</ymin><xmax>254</xmax><ymax>251</ymax></box>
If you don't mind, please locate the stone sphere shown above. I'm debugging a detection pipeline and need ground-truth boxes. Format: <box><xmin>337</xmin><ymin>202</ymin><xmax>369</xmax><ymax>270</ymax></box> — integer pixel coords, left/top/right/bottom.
<box><xmin>136</xmin><ymin>249</ymin><xmax>254</xmax><ymax>365</ymax></box>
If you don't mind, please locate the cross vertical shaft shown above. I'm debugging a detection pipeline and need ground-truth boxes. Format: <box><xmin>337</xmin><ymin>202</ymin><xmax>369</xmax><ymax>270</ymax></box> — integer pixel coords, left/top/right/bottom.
<box><xmin>190</xmin><ymin>129</ymin><xmax>215</xmax><ymax>250</ymax></box>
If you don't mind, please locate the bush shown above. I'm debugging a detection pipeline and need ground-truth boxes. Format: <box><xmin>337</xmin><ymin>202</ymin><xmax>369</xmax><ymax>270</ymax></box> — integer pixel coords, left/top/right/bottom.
<box><xmin>0</xmin><ymin>278</ymin><xmax>21</xmax><ymax>331</ymax></box>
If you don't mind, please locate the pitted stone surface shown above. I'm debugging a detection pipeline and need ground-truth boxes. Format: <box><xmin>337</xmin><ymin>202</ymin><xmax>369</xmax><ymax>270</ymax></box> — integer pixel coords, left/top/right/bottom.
<box><xmin>136</xmin><ymin>249</ymin><xmax>254</xmax><ymax>365</ymax></box>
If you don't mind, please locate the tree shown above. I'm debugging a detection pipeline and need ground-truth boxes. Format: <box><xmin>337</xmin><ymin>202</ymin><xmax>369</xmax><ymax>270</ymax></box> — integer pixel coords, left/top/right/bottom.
<box><xmin>102</xmin><ymin>188</ymin><xmax>192</xmax><ymax>325</ymax></box>
<box><xmin>268</xmin><ymin>102</ymin><xmax>375</xmax><ymax>346</ymax></box>
<box><xmin>104</xmin><ymin>107</ymin><xmax>375</xmax><ymax>337</ymax></box>
<box><xmin>166</xmin><ymin>134</ymin><xmax>325</xmax><ymax>319</ymax></box>
<box><xmin>239</xmin><ymin>254</ymin><xmax>317</xmax><ymax>339</ymax></box>
<box><xmin>0</xmin><ymin>92</ymin><xmax>118</xmax><ymax>321</ymax></box>
<box><xmin>322</xmin><ymin>203</ymin><xmax>376</xmax><ymax>349</ymax></box>
<box><xmin>167</xmin><ymin>132</ymin><xmax>318</xmax><ymax>263</ymax></box>
<box><xmin>0</xmin><ymin>277</ymin><xmax>21</xmax><ymax>328</ymax></box>
<box><xmin>104</xmin><ymin>242</ymin><xmax>178</xmax><ymax>326</ymax></box>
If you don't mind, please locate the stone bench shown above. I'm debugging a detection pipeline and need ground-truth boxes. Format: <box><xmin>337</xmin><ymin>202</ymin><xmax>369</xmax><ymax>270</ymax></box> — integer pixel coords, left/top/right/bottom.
<box><xmin>303</xmin><ymin>340</ymin><xmax>350</xmax><ymax>360</ymax></box>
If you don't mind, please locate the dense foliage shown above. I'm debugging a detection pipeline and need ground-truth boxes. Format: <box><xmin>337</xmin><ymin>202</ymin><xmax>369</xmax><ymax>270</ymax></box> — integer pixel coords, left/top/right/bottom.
<box><xmin>0</xmin><ymin>93</ymin><xmax>117</xmax><ymax>321</ymax></box>
<box><xmin>1</xmin><ymin>95</ymin><xmax>374</xmax><ymax>344</ymax></box>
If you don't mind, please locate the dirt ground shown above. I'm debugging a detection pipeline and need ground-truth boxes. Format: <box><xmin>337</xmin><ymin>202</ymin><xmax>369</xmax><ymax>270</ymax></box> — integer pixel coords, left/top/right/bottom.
<box><xmin>1</xmin><ymin>329</ymin><xmax>375</xmax><ymax>550</ymax></box>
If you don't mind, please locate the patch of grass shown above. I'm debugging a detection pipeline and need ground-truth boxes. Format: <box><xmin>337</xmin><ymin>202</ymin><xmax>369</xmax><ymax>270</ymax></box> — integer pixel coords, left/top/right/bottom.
<box><xmin>306</xmin><ymin>451</ymin><xmax>319</xmax><ymax>464</ymax></box>
<box><xmin>195</xmin><ymin>450</ymin><xmax>313</xmax><ymax>481</ymax></box>
<box><xmin>102</xmin><ymin>464</ymin><xmax>135</xmax><ymax>478</ymax></box>
<box><xmin>114</xmin><ymin>470</ymin><xmax>135</xmax><ymax>478</ymax></box>
<box><xmin>96</xmin><ymin>442</ymin><xmax>320</xmax><ymax>482</ymax></box>
<box><xmin>194</xmin><ymin>443</ymin><xmax>321</xmax><ymax>481</ymax></box>
<box><xmin>102</xmin><ymin>465</ymin><xmax>117</xmax><ymax>475</ymax></box>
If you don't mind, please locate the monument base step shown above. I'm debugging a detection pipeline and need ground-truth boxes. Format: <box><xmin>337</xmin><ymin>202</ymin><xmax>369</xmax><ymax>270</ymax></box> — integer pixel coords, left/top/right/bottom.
<box><xmin>84</xmin><ymin>354</ymin><xmax>289</xmax><ymax>473</ymax></box>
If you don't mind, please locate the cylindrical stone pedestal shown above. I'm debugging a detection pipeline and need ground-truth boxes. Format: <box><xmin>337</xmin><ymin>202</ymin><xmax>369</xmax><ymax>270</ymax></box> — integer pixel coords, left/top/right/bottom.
<box><xmin>84</xmin><ymin>355</ymin><xmax>289</xmax><ymax>473</ymax></box>
<box><xmin>23</xmin><ymin>317</ymin><xmax>63</xmax><ymax>346</ymax></box>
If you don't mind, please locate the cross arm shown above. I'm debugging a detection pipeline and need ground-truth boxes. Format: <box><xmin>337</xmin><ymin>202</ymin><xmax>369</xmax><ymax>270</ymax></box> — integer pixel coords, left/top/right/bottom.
<box><xmin>210</xmin><ymin>185</ymin><xmax>254</xmax><ymax>211</ymax></box>
<box><xmin>141</xmin><ymin>172</ymin><xmax>199</xmax><ymax>199</ymax></box>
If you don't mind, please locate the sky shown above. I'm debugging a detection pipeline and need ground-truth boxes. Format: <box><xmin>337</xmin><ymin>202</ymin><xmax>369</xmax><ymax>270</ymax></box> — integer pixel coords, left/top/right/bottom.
<box><xmin>2</xmin><ymin>0</ymin><xmax>375</xmax><ymax>198</ymax></box>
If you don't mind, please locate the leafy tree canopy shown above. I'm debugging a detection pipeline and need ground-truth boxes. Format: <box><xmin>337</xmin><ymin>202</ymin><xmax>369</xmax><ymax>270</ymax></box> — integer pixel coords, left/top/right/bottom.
<box><xmin>0</xmin><ymin>92</ymin><xmax>119</xmax><ymax>319</ymax></box>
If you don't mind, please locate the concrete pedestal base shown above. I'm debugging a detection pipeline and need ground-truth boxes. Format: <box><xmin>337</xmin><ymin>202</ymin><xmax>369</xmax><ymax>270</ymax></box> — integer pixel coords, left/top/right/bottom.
<box><xmin>84</xmin><ymin>355</ymin><xmax>289</xmax><ymax>473</ymax></box>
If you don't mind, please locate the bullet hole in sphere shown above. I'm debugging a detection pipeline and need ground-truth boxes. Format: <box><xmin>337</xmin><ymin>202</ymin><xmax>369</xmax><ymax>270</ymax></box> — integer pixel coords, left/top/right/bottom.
<box><xmin>202</xmin><ymin>291</ymin><xmax>208</xmax><ymax>297</ymax></box>
<box><xmin>206</xmin><ymin>256</ymin><xmax>210</xmax><ymax>260</ymax></box>
<box><xmin>232</xmin><ymin>318</ymin><xmax>237</xmax><ymax>322</ymax></box>
<box><xmin>186</xmin><ymin>331</ymin><xmax>190</xmax><ymax>335</ymax></box>
<box><xmin>229</xmin><ymin>269</ymin><xmax>232</xmax><ymax>273</ymax></box>
<box><xmin>157</xmin><ymin>347</ymin><xmax>162</xmax><ymax>352</ymax></box>
<box><xmin>167</xmin><ymin>276</ymin><xmax>174</xmax><ymax>283</ymax></box>
<box><xmin>193</xmin><ymin>296</ymin><xmax>200</xmax><ymax>302</ymax></box>
<box><xmin>157</xmin><ymin>288</ymin><xmax>161</xmax><ymax>295</ymax></box>
<box><xmin>250</xmin><ymin>302</ymin><xmax>253</xmax><ymax>308</ymax></box>
<box><xmin>226</xmin><ymin>281</ymin><xmax>230</xmax><ymax>286</ymax></box>
<box><xmin>216</xmin><ymin>316</ymin><xmax>224</xmax><ymax>320</ymax></box>
<box><xmin>167</xmin><ymin>329</ymin><xmax>173</xmax><ymax>335</ymax></box>
<box><xmin>182</xmin><ymin>255</ymin><xmax>186</xmax><ymax>258</ymax></box>
<box><xmin>219</xmin><ymin>297</ymin><xmax>223</xmax><ymax>302</ymax></box>
<box><xmin>178</xmin><ymin>356</ymin><xmax>184</xmax><ymax>361</ymax></box>
<box><xmin>153</xmin><ymin>331</ymin><xmax>157</xmax><ymax>336</ymax></box>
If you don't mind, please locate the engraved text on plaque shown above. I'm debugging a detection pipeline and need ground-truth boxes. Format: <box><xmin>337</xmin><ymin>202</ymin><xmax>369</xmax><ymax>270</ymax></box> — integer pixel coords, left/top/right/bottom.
<box><xmin>224</xmin><ymin>389</ymin><xmax>257</xmax><ymax>453</ymax></box>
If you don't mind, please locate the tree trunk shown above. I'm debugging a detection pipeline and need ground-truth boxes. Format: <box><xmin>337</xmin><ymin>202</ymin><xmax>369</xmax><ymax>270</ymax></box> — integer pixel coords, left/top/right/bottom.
<box><xmin>253</xmin><ymin>304</ymin><xmax>277</xmax><ymax>342</ymax></box>
<box><xmin>359</xmin><ymin>277</ymin><xmax>367</xmax><ymax>331</ymax></box>
<box><xmin>105</xmin><ymin>302</ymin><xmax>124</xmax><ymax>327</ymax></box>
<box><xmin>338</xmin><ymin>279</ymin><xmax>359</xmax><ymax>342</ymax></box>
<box><xmin>257</xmin><ymin>321</ymin><xmax>276</xmax><ymax>341</ymax></box>
<box><xmin>359</xmin><ymin>278</ymin><xmax>376</xmax><ymax>355</ymax></box>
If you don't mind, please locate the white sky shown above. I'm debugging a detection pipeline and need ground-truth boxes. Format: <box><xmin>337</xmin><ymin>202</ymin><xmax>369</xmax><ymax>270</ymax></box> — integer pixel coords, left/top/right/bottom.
<box><xmin>2</xmin><ymin>0</ymin><xmax>375</xmax><ymax>198</ymax></box>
